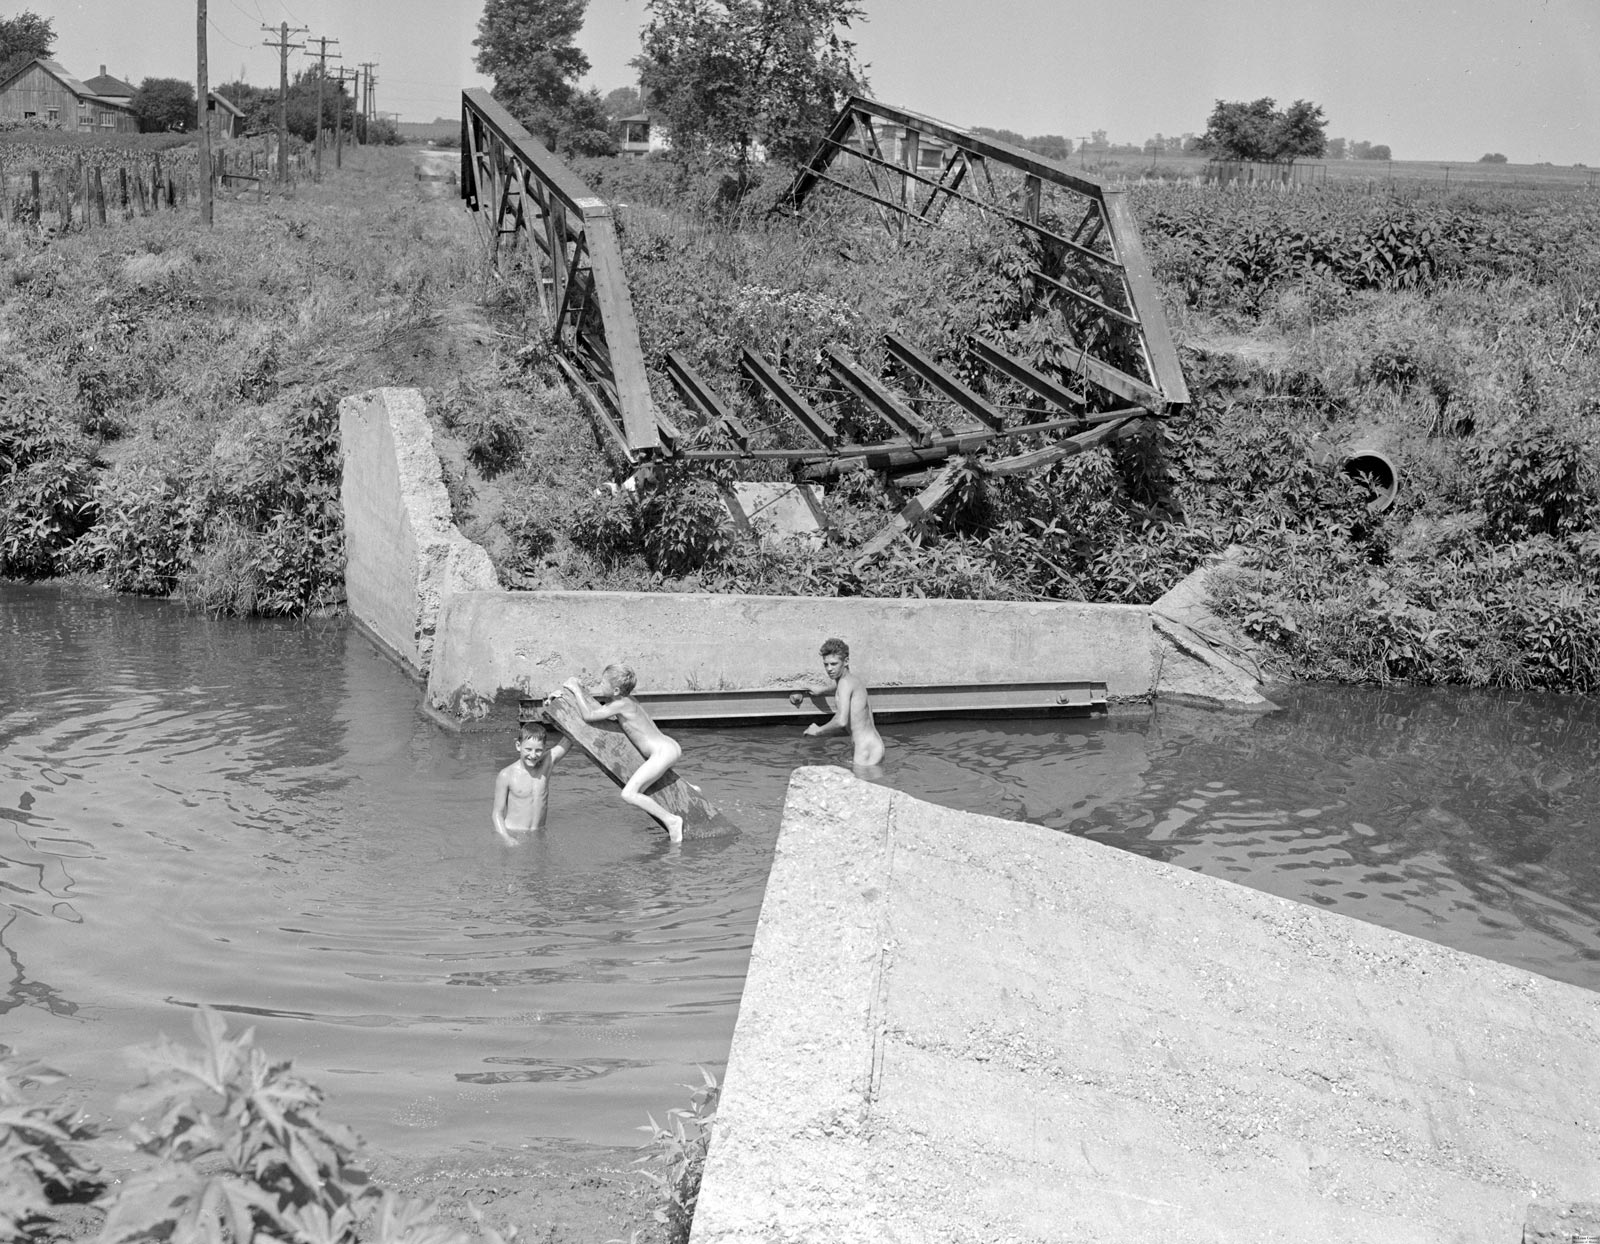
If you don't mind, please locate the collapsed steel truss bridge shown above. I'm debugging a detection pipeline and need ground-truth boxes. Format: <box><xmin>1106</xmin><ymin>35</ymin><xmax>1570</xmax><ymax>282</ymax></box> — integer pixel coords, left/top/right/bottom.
<box><xmin>461</xmin><ymin>89</ymin><xmax>1189</xmax><ymax>546</ymax></box>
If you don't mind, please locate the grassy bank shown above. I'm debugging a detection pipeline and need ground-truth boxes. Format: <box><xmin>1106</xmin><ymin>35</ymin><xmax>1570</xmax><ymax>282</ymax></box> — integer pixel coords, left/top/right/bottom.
<box><xmin>0</xmin><ymin>140</ymin><xmax>601</xmax><ymax>613</ymax></box>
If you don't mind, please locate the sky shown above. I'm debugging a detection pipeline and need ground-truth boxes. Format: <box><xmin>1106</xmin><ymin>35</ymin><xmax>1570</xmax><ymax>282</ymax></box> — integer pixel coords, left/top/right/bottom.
<box><xmin>31</xmin><ymin>0</ymin><xmax>1600</xmax><ymax>164</ymax></box>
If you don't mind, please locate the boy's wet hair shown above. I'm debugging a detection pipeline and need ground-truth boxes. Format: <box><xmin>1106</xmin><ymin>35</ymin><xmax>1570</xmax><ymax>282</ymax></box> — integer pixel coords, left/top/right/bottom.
<box><xmin>604</xmin><ymin>663</ymin><xmax>637</xmax><ymax>696</ymax></box>
<box><xmin>819</xmin><ymin>637</ymin><xmax>849</xmax><ymax>660</ymax></box>
<box><xmin>519</xmin><ymin>721</ymin><xmax>550</xmax><ymax>741</ymax></box>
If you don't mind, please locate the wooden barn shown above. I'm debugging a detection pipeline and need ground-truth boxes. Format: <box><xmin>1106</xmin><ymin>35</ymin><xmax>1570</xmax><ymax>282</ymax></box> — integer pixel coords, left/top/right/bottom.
<box><xmin>0</xmin><ymin>58</ymin><xmax>138</xmax><ymax>133</ymax></box>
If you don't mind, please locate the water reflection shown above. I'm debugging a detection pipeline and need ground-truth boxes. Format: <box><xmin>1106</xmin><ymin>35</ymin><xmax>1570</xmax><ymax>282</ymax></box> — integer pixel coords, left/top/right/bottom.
<box><xmin>2</xmin><ymin>583</ymin><xmax>1599</xmax><ymax>1155</ymax></box>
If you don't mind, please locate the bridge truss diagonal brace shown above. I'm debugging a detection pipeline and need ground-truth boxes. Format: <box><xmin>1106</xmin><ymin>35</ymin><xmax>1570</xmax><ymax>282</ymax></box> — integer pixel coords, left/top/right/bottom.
<box><xmin>777</xmin><ymin>94</ymin><xmax>1190</xmax><ymax>417</ymax></box>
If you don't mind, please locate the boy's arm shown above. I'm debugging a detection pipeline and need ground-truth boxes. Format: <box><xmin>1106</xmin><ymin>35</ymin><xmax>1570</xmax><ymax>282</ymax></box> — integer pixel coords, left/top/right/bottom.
<box><xmin>562</xmin><ymin>679</ymin><xmax>627</xmax><ymax>723</ymax></box>
<box><xmin>805</xmin><ymin>681</ymin><xmax>856</xmax><ymax>737</ymax></box>
<box><xmin>491</xmin><ymin>768</ymin><xmax>515</xmax><ymax>843</ymax></box>
<box><xmin>549</xmin><ymin>736</ymin><xmax>572</xmax><ymax>762</ymax></box>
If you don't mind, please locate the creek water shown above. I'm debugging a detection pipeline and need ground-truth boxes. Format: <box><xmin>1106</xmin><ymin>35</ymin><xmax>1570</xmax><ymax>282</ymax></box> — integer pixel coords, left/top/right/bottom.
<box><xmin>3</xmin><ymin>583</ymin><xmax>1599</xmax><ymax>1155</ymax></box>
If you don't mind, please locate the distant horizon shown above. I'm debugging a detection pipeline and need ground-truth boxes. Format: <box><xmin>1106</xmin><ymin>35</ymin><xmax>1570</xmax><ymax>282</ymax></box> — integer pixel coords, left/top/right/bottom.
<box><xmin>28</xmin><ymin>0</ymin><xmax>1599</xmax><ymax>166</ymax></box>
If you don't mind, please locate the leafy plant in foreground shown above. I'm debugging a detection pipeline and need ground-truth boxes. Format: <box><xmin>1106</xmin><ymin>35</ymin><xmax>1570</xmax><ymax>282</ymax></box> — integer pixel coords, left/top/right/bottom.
<box><xmin>97</xmin><ymin>1008</ymin><xmax>513</xmax><ymax>1244</ymax></box>
<box><xmin>0</xmin><ymin>1052</ymin><xmax>102</xmax><ymax>1243</ymax></box>
<box><xmin>635</xmin><ymin>1067</ymin><xmax>719</xmax><ymax>1244</ymax></box>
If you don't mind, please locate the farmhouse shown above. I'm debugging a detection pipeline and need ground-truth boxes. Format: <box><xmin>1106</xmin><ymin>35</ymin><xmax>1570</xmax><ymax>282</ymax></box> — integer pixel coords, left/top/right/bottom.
<box><xmin>0</xmin><ymin>58</ymin><xmax>137</xmax><ymax>132</ymax></box>
<box><xmin>81</xmin><ymin>65</ymin><xmax>135</xmax><ymax>107</ymax></box>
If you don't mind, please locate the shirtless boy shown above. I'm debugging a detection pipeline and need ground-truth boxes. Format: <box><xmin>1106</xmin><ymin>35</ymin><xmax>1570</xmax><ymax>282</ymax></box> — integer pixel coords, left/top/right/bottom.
<box><xmin>804</xmin><ymin>637</ymin><xmax>886</xmax><ymax>767</ymax></box>
<box><xmin>562</xmin><ymin>665</ymin><xmax>686</xmax><ymax>843</ymax></box>
<box><xmin>491</xmin><ymin>722</ymin><xmax>571</xmax><ymax>844</ymax></box>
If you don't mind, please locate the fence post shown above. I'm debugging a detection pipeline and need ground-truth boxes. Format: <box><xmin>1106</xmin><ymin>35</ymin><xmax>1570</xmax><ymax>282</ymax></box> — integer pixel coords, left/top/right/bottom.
<box><xmin>30</xmin><ymin>169</ymin><xmax>40</xmax><ymax>223</ymax></box>
<box><xmin>93</xmin><ymin>167</ymin><xmax>107</xmax><ymax>225</ymax></box>
<box><xmin>57</xmin><ymin>168</ymin><xmax>72</xmax><ymax>232</ymax></box>
<box><xmin>119</xmin><ymin>166</ymin><xmax>129</xmax><ymax>218</ymax></box>
<box><xmin>0</xmin><ymin>154</ymin><xmax>8</xmax><ymax>225</ymax></box>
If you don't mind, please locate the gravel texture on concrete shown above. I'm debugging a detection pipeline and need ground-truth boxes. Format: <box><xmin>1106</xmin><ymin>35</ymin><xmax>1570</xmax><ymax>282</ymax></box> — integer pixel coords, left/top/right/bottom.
<box><xmin>692</xmin><ymin>767</ymin><xmax>1600</xmax><ymax>1243</ymax></box>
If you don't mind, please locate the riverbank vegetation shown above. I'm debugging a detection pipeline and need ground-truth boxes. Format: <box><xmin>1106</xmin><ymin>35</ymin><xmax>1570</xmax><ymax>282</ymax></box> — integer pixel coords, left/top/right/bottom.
<box><xmin>1</xmin><ymin>138</ymin><xmax>1596</xmax><ymax>690</ymax></box>
<box><xmin>0</xmin><ymin>1008</ymin><xmax>672</xmax><ymax>1244</ymax></box>
<box><xmin>0</xmin><ymin>143</ymin><xmax>501</xmax><ymax>614</ymax></box>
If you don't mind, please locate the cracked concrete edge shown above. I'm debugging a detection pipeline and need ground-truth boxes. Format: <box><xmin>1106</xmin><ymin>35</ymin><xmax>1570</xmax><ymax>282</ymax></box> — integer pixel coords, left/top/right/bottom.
<box><xmin>691</xmin><ymin>767</ymin><xmax>901</xmax><ymax>1244</ymax></box>
<box><xmin>339</xmin><ymin>387</ymin><xmax>497</xmax><ymax>675</ymax></box>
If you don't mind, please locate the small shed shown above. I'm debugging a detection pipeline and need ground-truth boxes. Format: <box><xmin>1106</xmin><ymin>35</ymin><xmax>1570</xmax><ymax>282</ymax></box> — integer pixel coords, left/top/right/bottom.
<box><xmin>0</xmin><ymin>58</ymin><xmax>138</xmax><ymax>132</ymax></box>
<box><xmin>206</xmin><ymin>90</ymin><xmax>243</xmax><ymax>139</ymax></box>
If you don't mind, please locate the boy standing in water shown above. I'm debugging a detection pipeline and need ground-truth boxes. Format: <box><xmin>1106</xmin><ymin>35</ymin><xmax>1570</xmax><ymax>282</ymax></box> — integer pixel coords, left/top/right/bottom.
<box><xmin>562</xmin><ymin>665</ymin><xmax>686</xmax><ymax>842</ymax></box>
<box><xmin>491</xmin><ymin>721</ymin><xmax>571</xmax><ymax>844</ymax></box>
<box><xmin>804</xmin><ymin>637</ymin><xmax>886</xmax><ymax>767</ymax></box>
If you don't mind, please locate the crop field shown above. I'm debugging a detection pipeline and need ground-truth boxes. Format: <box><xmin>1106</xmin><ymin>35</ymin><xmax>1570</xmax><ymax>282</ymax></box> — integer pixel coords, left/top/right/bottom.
<box><xmin>1081</xmin><ymin>149</ymin><xmax>1600</xmax><ymax>194</ymax></box>
<box><xmin>0</xmin><ymin>130</ymin><xmax>298</xmax><ymax>230</ymax></box>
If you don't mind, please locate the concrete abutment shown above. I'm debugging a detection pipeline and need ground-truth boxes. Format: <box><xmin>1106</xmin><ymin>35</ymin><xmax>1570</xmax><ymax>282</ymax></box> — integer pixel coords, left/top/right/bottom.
<box><xmin>337</xmin><ymin>386</ymin><xmax>1267</xmax><ymax>718</ymax></box>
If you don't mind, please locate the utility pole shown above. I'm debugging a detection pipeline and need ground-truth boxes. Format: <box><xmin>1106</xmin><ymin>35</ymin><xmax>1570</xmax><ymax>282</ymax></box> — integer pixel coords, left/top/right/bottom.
<box><xmin>333</xmin><ymin>66</ymin><xmax>357</xmax><ymax>168</ymax></box>
<box><xmin>197</xmin><ymin>0</ymin><xmax>212</xmax><ymax>225</ymax></box>
<box><xmin>262</xmin><ymin>21</ymin><xmax>307</xmax><ymax>182</ymax></box>
<box><xmin>307</xmin><ymin>35</ymin><xmax>340</xmax><ymax>182</ymax></box>
<box><xmin>359</xmin><ymin>62</ymin><xmax>377</xmax><ymax>141</ymax></box>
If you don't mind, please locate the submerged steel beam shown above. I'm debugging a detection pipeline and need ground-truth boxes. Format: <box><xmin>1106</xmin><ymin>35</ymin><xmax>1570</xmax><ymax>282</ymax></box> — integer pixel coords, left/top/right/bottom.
<box><xmin>628</xmin><ymin>679</ymin><xmax>1108</xmax><ymax>725</ymax></box>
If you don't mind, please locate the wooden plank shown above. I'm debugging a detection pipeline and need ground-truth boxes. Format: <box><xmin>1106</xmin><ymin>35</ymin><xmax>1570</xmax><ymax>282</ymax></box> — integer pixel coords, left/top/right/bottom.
<box><xmin>536</xmin><ymin>695</ymin><xmax>739</xmax><ymax>840</ymax></box>
<box><xmin>665</xmin><ymin>351</ymin><xmax>750</xmax><ymax>448</ymax></box>
<box><xmin>739</xmin><ymin>348</ymin><xmax>838</xmax><ymax>447</ymax></box>
<box><xmin>967</xmin><ymin>336</ymin><xmax>1086</xmax><ymax>413</ymax></box>
<box><xmin>823</xmin><ymin>346</ymin><xmax>937</xmax><ymax>445</ymax></box>
<box><xmin>883</xmin><ymin>334</ymin><xmax>1004</xmax><ymax>430</ymax></box>
<box><xmin>853</xmin><ymin>460</ymin><xmax>963</xmax><ymax>566</ymax></box>
<box><xmin>981</xmin><ymin>415</ymin><xmax>1145</xmax><ymax>477</ymax></box>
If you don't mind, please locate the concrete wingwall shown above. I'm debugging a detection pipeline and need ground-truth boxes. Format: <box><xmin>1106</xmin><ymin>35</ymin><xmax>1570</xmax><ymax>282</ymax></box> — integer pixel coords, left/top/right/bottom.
<box><xmin>337</xmin><ymin>388</ymin><xmax>498</xmax><ymax>674</ymax></box>
<box><xmin>336</xmin><ymin>386</ymin><xmax>1266</xmax><ymax>715</ymax></box>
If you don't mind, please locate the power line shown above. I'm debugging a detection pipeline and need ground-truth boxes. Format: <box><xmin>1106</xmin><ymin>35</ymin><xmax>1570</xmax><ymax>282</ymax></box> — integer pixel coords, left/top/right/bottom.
<box><xmin>209</xmin><ymin>18</ymin><xmax>251</xmax><ymax>49</ymax></box>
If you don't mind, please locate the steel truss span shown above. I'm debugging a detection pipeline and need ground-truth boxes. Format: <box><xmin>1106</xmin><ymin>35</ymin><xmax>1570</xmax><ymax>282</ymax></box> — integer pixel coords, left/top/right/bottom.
<box><xmin>461</xmin><ymin>90</ymin><xmax>1191</xmax><ymax>557</ymax></box>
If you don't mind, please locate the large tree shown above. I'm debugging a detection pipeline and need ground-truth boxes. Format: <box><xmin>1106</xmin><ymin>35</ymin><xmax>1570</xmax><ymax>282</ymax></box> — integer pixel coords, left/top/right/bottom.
<box><xmin>636</xmin><ymin>0</ymin><xmax>866</xmax><ymax>173</ymax></box>
<box><xmin>1196</xmin><ymin>97</ymin><xmax>1327</xmax><ymax>162</ymax></box>
<box><xmin>132</xmin><ymin>77</ymin><xmax>196</xmax><ymax>133</ymax></box>
<box><xmin>0</xmin><ymin>8</ymin><xmax>53</xmax><ymax>80</ymax></box>
<box><xmin>474</xmin><ymin>0</ymin><xmax>598</xmax><ymax>152</ymax></box>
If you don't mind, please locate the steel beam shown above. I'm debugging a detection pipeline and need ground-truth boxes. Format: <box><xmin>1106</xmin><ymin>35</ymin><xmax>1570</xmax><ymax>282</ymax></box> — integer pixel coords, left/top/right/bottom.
<box><xmin>883</xmin><ymin>334</ymin><xmax>1004</xmax><ymax>430</ymax></box>
<box><xmin>665</xmin><ymin>352</ymin><xmax>750</xmax><ymax>449</ymax></box>
<box><xmin>739</xmin><ymin>348</ymin><xmax>838</xmax><ymax>448</ymax></box>
<box><xmin>968</xmin><ymin>336</ymin><xmax>1086</xmax><ymax>414</ymax></box>
<box><xmin>823</xmin><ymin>346</ymin><xmax>938</xmax><ymax>445</ymax></box>
<box><xmin>624</xmin><ymin>679</ymin><xmax>1107</xmax><ymax>725</ymax></box>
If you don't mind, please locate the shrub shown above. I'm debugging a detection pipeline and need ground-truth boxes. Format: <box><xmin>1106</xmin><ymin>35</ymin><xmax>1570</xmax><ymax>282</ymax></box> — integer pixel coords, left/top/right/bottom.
<box><xmin>637</xmin><ymin>1068</ymin><xmax>720</xmax><ymax>1244</ymax></box>
<box><xmin>0</xmin><ymin>405</ymin><xmax>97</xmax><ymax>580</ymax></box>
<box><xmin>566</xmin><ymin>488</ymin><xmax>643</xmax><ymax>566</ymax></box>
<box><xmin>1469</xmin><ymin>416</ymin><xmax>1596</xmax><ymax>541</ymax></box>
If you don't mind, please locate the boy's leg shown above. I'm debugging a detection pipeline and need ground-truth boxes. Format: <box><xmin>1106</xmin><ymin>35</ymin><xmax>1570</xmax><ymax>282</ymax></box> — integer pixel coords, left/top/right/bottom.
<box><xmin>621</xmin><ymin>742</ymin><xmax>685</xmax><ymax>840</ymax></box>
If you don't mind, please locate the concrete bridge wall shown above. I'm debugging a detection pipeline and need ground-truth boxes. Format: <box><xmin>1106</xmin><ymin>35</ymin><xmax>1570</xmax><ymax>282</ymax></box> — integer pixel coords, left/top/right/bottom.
<box><xmin>337</xmin><ymin>386</ymin><xmax>1264</xmax><ymax>716</ymax></box>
